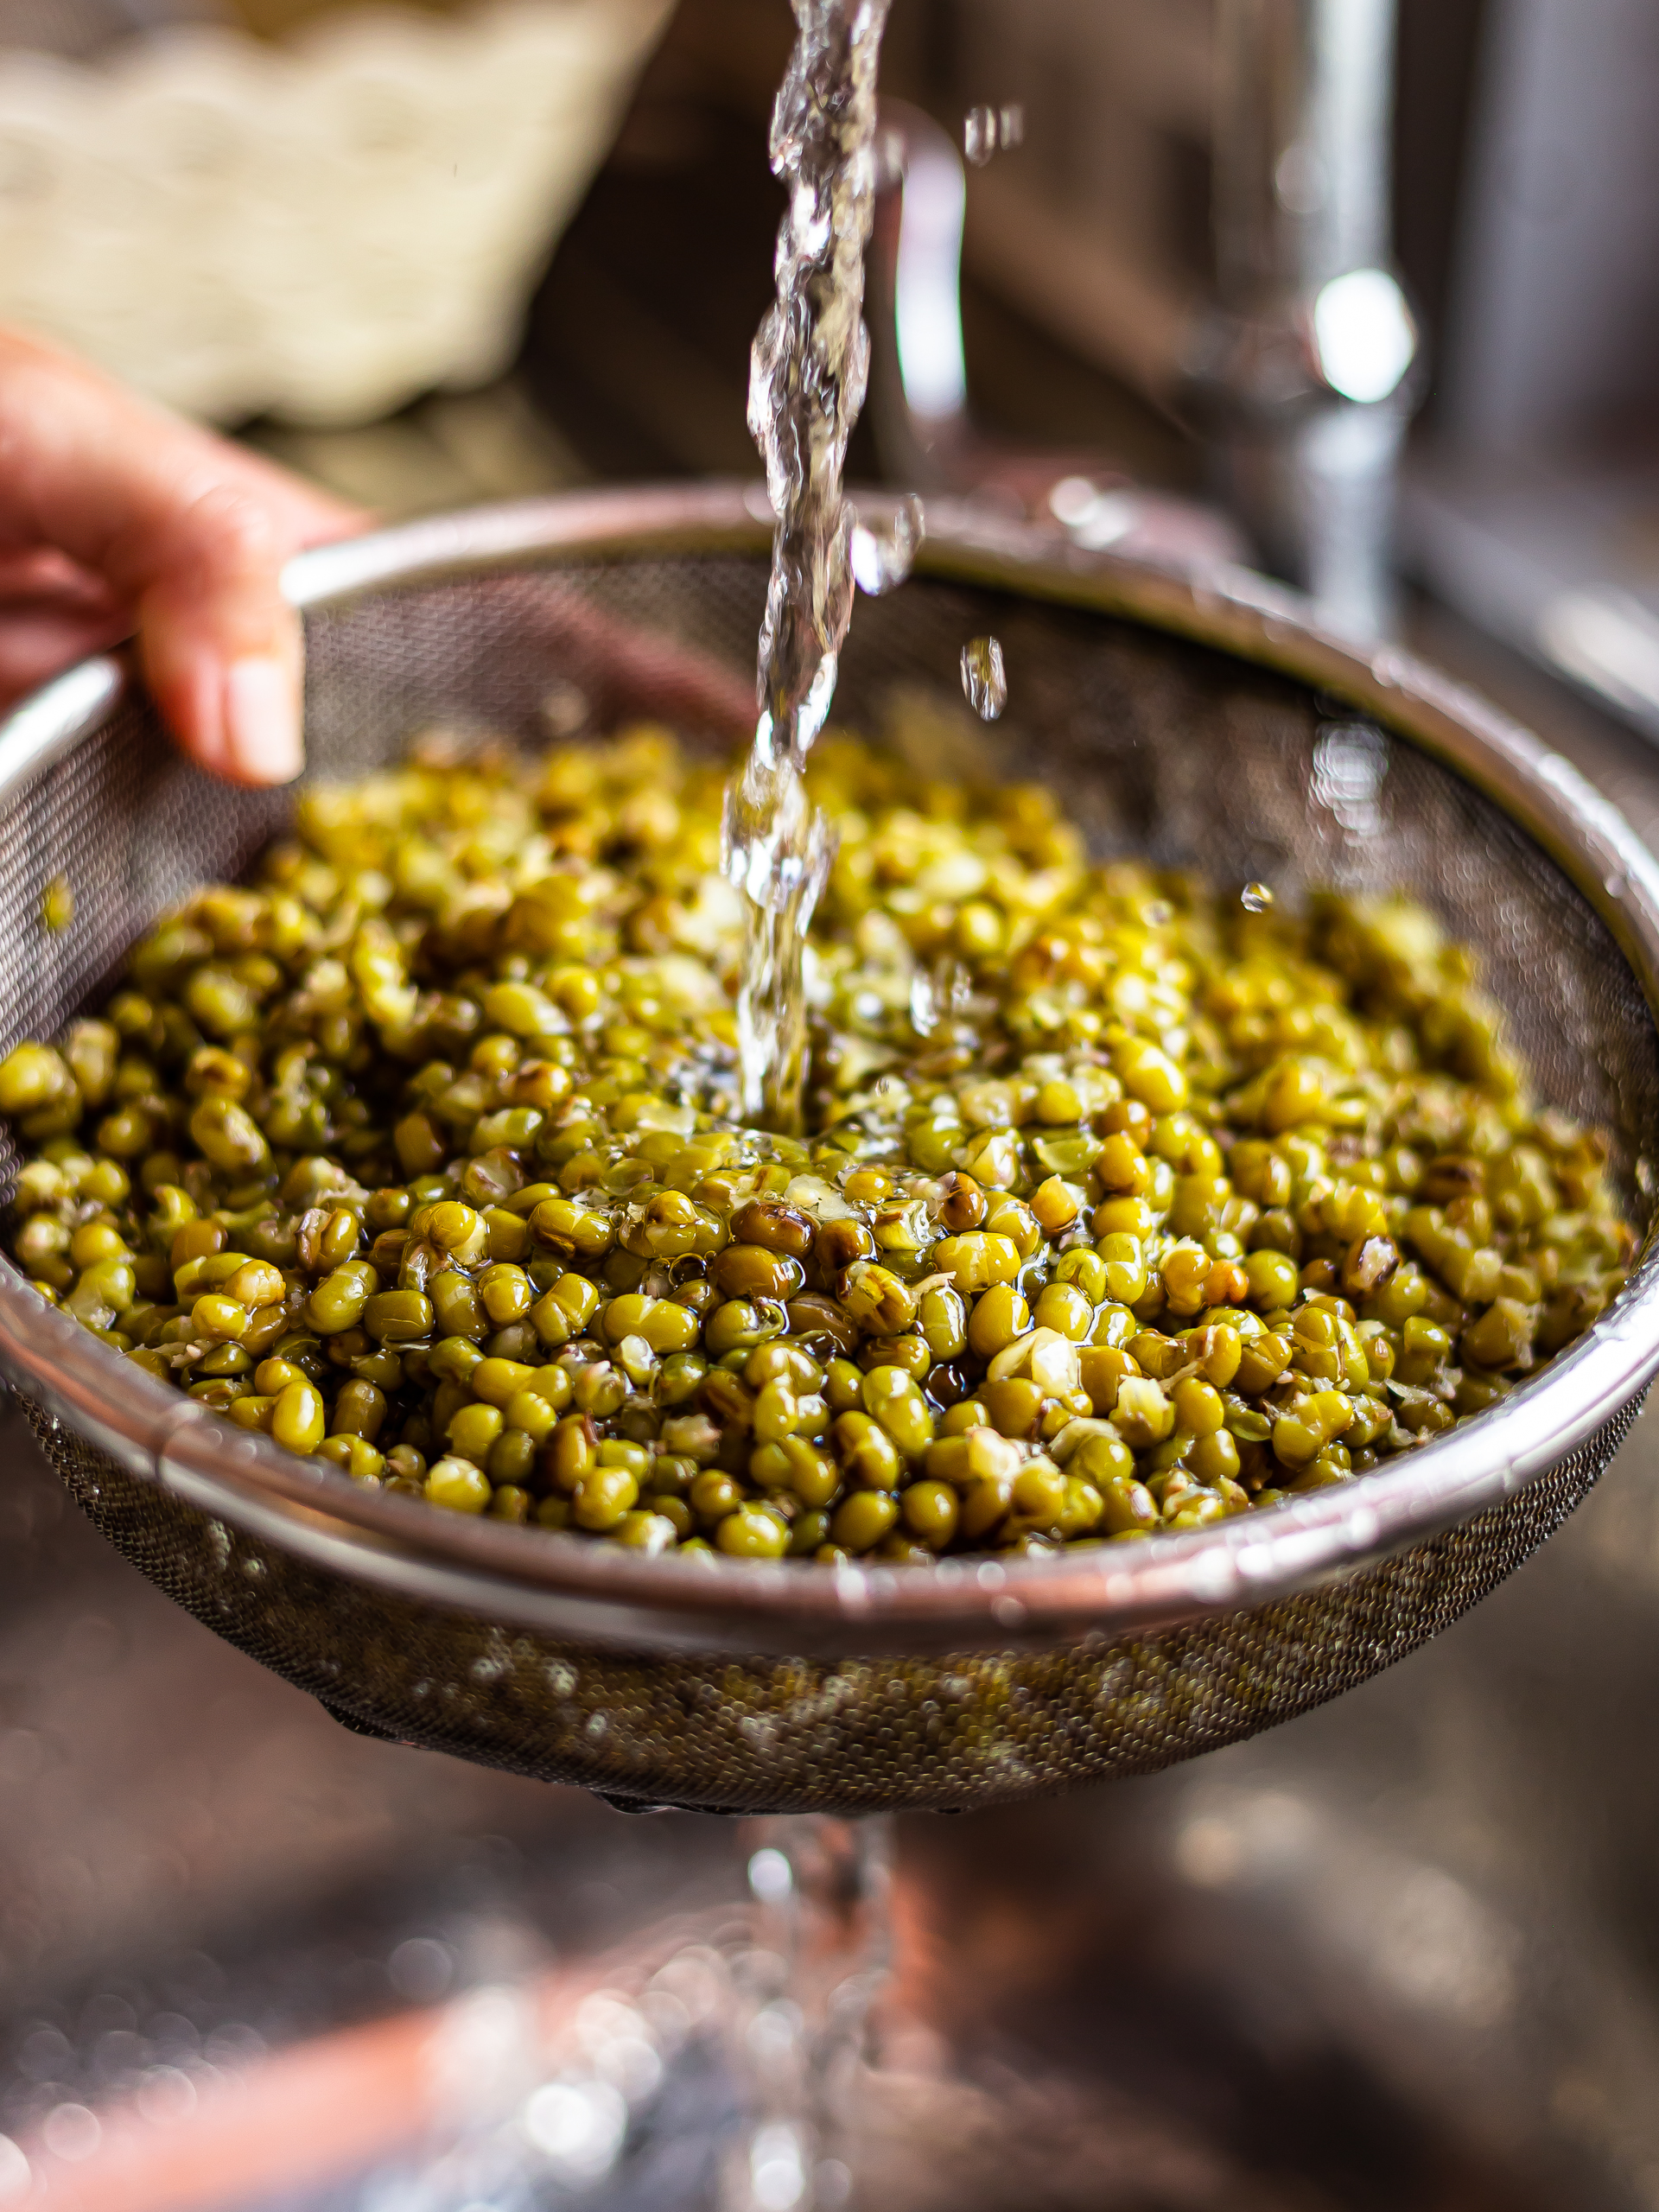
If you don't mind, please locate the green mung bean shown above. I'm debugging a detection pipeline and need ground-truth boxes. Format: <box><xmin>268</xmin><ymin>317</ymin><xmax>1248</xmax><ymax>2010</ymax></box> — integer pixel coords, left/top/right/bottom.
<box><xmin>0</xmin><ymin>727</ymin><xmax>1637</xmax><ymax>1564</ymax></box>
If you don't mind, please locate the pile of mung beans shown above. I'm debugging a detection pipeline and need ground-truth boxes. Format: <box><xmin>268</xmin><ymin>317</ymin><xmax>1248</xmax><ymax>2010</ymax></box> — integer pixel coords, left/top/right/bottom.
<box><xmin>0</xmin><ymin>727</ymin><xmax>1637</xmax><ymax>1563</ymax></box>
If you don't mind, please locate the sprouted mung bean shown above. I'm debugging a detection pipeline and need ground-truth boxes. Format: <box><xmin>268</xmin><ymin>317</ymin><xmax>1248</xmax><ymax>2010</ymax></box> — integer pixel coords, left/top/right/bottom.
<box><xmin>0</xmin><ymin>728</ymin><xmax>1637</xmax><ymax>1564</ymax></box>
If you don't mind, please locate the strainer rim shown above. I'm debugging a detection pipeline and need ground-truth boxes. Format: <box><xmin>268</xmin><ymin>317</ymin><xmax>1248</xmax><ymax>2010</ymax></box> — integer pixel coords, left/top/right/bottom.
<box><xmin>3</xmin><ymin>480</ymin><xmax>1657</xmax><ymax>1659</ymax></box>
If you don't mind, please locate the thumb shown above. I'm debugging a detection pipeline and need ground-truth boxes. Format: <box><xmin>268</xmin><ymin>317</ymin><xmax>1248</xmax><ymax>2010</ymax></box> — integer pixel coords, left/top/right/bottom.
<box><xmin>0</xmin><ymin>329</ymin><xmax>363</xmax><ymax>783</ymax></box>
<box><xmin>136</xmin><ymin>480</ymin><xmax>309</xmax><ymax>787</ymax></box>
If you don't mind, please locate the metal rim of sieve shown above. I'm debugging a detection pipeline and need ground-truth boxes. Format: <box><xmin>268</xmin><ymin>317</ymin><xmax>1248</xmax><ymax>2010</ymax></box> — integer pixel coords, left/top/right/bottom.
<box><xmin>3</xmin><ymin>480</ymin><xmax>1658</xmax><ymax>1661</ymax></box>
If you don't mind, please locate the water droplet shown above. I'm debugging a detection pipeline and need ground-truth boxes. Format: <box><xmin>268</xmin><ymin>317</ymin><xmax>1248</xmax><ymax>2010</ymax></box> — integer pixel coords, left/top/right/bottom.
<box><xmin>849</xmin><ymin>494</ymin><xmax>924</xmax><ymax>594</ymax></box>
<box><xmin>963</xmin><ymin>102</ymin><xmax>1022</xmax><ymax>165</ymax></box>
<box><xmin>1241</xmin><ymin>881</ymin><xmax>1274</xmax><ymax>912</ymax></box>
<box><xmin>0</xmin><ymin>2135</ymin><xmax>29</xmax><ymax>2202</ymax></box>
<box><xmin>42</xmin><ymin>2106</ymin><xmax>99</xmax><ymax>2164</ymax></box>
<box><xmin>389</xmin><ymin>1936</ymin><xmax>454</xmax><ymax>2003</ymax></box>
<box><xmin>1048</xmin><ymin>474</ymin><xmax>1098</xmax><ymax>525</ymax></box>
<box><xmin>523</xmin><ymin>2080</ymin><xmax>627</xmax><ymax>2181</ymax></box>
<box><xmin>816</xmin><ymin>2158</ymin><xmax>854</xmax><ymax>2207</ymax></box>
<box><xmin>960</xmin><ymin>635</ymin><xmax>1007</xmax><ymax>720</ymax></box>
<box><xmin>752</xmin><ymin>2121</ymin><xmax>807</xmax><ymax>2211</ymax></box>
<box><xmin>747</xmin><ymin>1846</ymin><xmax>794</xmax><ymax>1903</ymax></box>
<box><xmin>539</xmin><ymin>680</ymin><xmax>589</xmax><ymax>741</ymax></box>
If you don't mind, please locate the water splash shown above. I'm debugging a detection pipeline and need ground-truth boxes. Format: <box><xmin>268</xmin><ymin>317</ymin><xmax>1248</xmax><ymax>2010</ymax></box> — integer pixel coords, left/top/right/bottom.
<box><xmin>724</xmin><ymin>753</ymin><xmax>836</xmax><ymax>1132</ymax></box>
<box><xmin>960</xmin><ymin>635</ymin><xmax>1007</xmax><ymax>720</ymax></box>
<box><xmin>849</xmin><ymin>494</ymin><xmax>924</xmax><ymax>596</ymax></box>
<box><xmin>726</xmin><ymin>0</ymin><xmax>893</xmax><ymax>1131</ymax></box>
<box><xmin>1241</xmin><ymin>881</ymin><xmax>1275</xmax><ymax>912</ymax></box>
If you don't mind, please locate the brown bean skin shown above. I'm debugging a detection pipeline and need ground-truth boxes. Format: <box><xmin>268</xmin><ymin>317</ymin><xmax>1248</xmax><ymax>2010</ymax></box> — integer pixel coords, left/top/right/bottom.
<box><xmin>785</xmin><ymin>1294</ymin><xmax>861</xmax><ymax>1355</ymax></box>
<box><xmin>731</xmin><ymin>1199</ymin><xmax>817</xmax><ymax>1258</ymax></box>
<box><xmin>937</xmin><ymin>1173</ymin><xmax>987</xmax><ymax>1231</ymax></box>
<box><xmin>817</xmin><ymin>1218</ymin><xmax>877</xmax><ymax>1272</ymax></box>
<box><xmin>709</xmin><ymin>1243</ymin><xmax>807</xmax><ymax>1302</ymax></box>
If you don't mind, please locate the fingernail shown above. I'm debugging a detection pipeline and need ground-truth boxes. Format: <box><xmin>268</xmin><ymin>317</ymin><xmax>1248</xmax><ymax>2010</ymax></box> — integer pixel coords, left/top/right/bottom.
<box><xmin>223</xmin><ymin>654</ymin><xmax>302</xmax><ymax>784</ymax></box>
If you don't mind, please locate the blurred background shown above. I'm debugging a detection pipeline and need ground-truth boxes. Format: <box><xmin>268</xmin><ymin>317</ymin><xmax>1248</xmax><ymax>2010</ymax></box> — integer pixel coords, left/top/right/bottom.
<box><xmin>5</xmin><ymin>0</ymin><xmax>1659</xmax><ymax>2204</ymax></box>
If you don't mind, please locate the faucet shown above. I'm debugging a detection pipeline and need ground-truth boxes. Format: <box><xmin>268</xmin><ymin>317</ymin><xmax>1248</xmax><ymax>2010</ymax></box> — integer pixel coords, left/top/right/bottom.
<box><xmin>867</xmin><ymin>0</ymin><xmax>1420</xmax><ymax>639</ymax></box>
<box><xmin>865</xmin><ymin>102</ymin><xmax>1247</xmax><ymax>576</ymax></box>
<box><xmin>1194</xmin><ymin>0</ymin><xmax>1421</xmax><ymax>639</ymax></box>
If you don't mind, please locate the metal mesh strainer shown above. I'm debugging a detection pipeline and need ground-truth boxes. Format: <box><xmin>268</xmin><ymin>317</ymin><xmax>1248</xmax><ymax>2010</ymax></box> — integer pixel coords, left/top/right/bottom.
<box><xmin>3</xmin><ymin>484</ymin><xmax>1658</xmax><ymax>1815</ymax></box>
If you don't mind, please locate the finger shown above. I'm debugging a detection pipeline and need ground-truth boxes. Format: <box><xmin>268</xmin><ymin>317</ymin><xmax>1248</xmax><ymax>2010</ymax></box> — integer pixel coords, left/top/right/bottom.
<box><xmin>135</xmin><ymin>481</ymin><xmax>309</xmax><ymax>786</ymax></box>
<box><xmin>0</xmin><ymin>606</ymin><xmax>133</xmax><ymax>709</ymax></box>
<box><xmin>0</xmin><ymin>329</ymin><xmax>364</xmax><ymax>782</ymax></box>
<box><xmin>0</xmin><ymin>558</ymin><xmax>128</xmax><ymax>708</ymax></box>
<box><xmin>0</xmin><ymin>546</ymin><xmax>121</xmax><ymax>602</ymax></box>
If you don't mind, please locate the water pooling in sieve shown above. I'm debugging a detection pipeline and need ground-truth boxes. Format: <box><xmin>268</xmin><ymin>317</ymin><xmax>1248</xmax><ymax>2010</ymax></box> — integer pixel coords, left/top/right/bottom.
<box><xmin>723</xmin><ymin>0</ymin><xmax>893</xmax><ymax>1134</ymax></box>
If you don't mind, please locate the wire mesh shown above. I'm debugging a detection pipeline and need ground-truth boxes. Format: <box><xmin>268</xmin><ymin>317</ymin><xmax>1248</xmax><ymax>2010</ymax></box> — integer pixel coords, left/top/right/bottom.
<box><xmin>2</xmin><ymin>535</ymin><xmax>1655</xmax><ymax>1809</ymax></box>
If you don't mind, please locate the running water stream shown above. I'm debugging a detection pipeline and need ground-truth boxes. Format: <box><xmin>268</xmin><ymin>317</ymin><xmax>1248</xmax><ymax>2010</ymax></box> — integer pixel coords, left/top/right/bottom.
<box><xmin>718</xmin><ymin>10</ymin><xmax>897</xmax><ymax>2205</ymax></box>
<box><xmin>723</xmin><ymin>0</ymin><xmax>893</xmax><ymax>1133</ymax></box>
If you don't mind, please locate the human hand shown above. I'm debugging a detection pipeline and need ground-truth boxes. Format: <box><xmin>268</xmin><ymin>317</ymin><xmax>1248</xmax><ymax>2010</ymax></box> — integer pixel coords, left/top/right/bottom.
<box><xmin>0</xmin><ymin>329</ymin><xmax>365</xmax><ymax>784</ymax></box>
